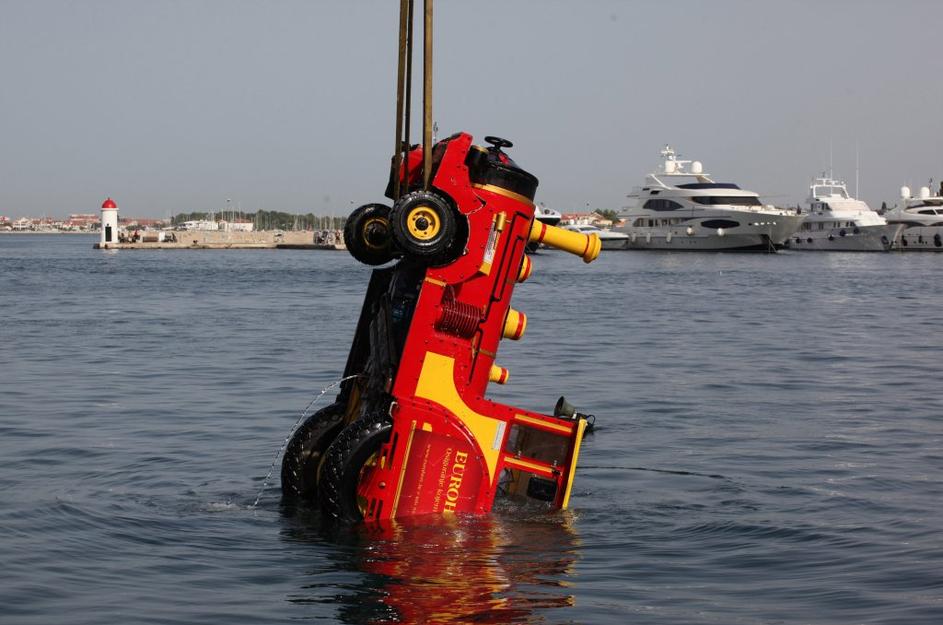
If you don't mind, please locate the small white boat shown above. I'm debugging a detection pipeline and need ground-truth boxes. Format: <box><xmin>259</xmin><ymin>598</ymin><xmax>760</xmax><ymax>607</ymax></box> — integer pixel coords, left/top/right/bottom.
<box><xmin>563</xmin><ymin>224</ymin><xmax>629</xmax><ymax>250</ymax></box>
<box><xmin>883</xmin><ymin>184</ymin><xmax>943</xmax><ymax>251</ymax></box>
<box><xmin>534</xmin><ymin>204</ymin><xmax>562</xmax><ymax>227</ymax></box>
<box><xmin>785</xmin><ymin>176</ymin><xmax>903</xmax><ymax>251</ymax></box>
<box><xmin>615</xmin><ymin>146</ymin><xmax>804</xmax><ymax>251</ymax></box>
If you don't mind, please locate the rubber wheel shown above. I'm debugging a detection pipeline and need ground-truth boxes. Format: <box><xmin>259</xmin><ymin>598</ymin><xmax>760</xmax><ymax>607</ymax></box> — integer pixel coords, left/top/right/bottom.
<box><xmin>344</xmin><ymin>203</ymin><xmax>395</xmax><ymax>266</ymax></box>
<box><xmin>281</xmin><ymin>402</ymin><xmax>347</xmax><ymax>503</ymax></box>
<box><xmin>318</xmin><ymin>413</ymin><xmax>392</xmax><ymax>522</ymax></box>
<box><xmin>389</xmin><ymin>190</ymin><xmax>457</xmax><ymax>261</ymax></box>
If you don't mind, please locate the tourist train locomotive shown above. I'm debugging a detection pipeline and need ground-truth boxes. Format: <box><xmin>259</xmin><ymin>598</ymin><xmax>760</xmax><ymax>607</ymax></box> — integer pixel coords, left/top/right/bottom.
<box><xmin>281</xmin><ymin>0</ymin><xmax>602</xmax><ymax>522</ymax></box>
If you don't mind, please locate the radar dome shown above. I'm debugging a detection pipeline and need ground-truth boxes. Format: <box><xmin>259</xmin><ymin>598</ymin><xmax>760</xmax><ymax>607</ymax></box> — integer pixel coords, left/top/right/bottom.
<box><xmin>901</xmin><ymin>186</ymin><xmax>911</xmax><ymax>199</ymax></box>
<box><xmin>664</xmin><ymin>160</ymin><xmax>676</xmax><ymax>174</ymax></box>
<box><xmin>691</xmin><ymin>161</ymin><xmax>703</xmax><ymax>174</ymax></box>
<box><xmin>920</xmin><ymin>186</ymin><xmax>931</xmax><ymax>199</ymax></box>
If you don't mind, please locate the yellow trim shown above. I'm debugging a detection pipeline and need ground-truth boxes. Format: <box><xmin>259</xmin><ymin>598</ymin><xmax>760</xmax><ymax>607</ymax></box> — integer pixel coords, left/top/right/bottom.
<box><xmin>390</xmin><ymin>420</ymin><xmax>418</xmax><ymax>518</ymax></box>
<box><xmin>504</xmin><ymin>456</ymin><xmax>549</xmax><ymax>474</ymax></box>
<box><xmin>471</xmin><ymin>183</ymin><xmax>535</xmax><ymax>207</ymax></box>
<box><xmin>515</xmin><ymin>414</ymin><xmax>573</xmax><ymax>435</ymax></box>
<box><xmin>561</xmin><ymin>418</ymin><xmax>587</xmax><ymax>509</ymax></box>
<box><xmin>415</xmin><ymin>353</ymin><xmax>502</xmax><ymax>482</ymax></box>
<box><xmin>423</xmin><ymin>276</ymin><xmax>447</xmax><ymax>287</ymax></box>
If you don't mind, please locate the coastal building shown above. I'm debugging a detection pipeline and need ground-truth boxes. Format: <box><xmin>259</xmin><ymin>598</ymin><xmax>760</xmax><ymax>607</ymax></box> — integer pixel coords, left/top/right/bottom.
<box><xmin>220</xmin><ymin>220</ymin><xmax>254</xmax><ymax>232</ymax></box>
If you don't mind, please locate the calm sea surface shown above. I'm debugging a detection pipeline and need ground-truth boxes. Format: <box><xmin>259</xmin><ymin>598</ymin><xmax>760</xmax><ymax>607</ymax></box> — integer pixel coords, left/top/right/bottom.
<box><xmin>1</xmin><ymin>234</ymin><xmax>941</xmax><ymax>624</ymax></box>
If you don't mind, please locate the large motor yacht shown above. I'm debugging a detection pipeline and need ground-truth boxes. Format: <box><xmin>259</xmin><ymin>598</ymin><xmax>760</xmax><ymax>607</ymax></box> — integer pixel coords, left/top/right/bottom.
<box><xmin>785</xmin><ymin>176</ymin><xmax>903</xmax><ymax>251</ymax></box>
<box><xmin>615</xmin><ymin>146</ymin><xmax>804</xmax><ymax>251</ymax></box>
<box><xmin>882</xmin><ymin>184</ymin><xmax>943</xmax><ymax>251</ymax></box>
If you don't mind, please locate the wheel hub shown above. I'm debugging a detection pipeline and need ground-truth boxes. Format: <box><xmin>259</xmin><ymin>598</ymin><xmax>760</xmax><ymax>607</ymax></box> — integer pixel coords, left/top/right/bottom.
<box><xmin>406</xmin><ymin>205</ymin><xmax>441</xmax><ymax>241</ymax></box>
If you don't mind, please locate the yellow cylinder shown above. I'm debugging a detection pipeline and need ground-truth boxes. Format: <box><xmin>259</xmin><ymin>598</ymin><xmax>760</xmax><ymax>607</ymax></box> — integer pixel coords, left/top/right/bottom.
<box><xmin>489</xmin><ymin>364</ymin><xmax>509</xmax><ymax>384</ymax></box>
<box><xmin>528</xmin><ymin>221</ymin><xmax>601</xmax><ymax>263</ymax></box>
<box><xmin>517</xmin><ymin>254</ymin><xmax>533</xmax><ymax>283</ymax></box>
<box><xmin>502</xmin><ymin>308</ymin><xmax>527</xmax><ymax>341</ymax></box>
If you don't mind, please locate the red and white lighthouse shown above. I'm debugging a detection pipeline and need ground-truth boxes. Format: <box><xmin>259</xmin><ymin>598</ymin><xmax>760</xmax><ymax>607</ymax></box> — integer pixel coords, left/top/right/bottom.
<box><xmin>100</xmin><ymin>197</ymin><xmax>119</xmax><ymax>247</ymax></box>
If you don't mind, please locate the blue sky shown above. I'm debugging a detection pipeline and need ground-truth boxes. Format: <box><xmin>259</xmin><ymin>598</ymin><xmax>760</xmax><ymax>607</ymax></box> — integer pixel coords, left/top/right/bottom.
<box><xmin>2</xmin><ymin>0</ymin><xmax>941</xmax><ymax>217</ymax></box>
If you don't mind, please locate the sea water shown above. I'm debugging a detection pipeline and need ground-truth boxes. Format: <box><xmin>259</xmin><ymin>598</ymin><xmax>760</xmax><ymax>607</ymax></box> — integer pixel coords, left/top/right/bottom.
<box><xmin>1</xmin><ymin>234</ymin><xmax>941</xmax><ymax>624</ymax></box>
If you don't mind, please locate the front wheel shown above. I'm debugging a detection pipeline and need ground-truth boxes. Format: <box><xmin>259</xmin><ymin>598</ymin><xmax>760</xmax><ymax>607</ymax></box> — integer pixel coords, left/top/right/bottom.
<box><xmin>318</xmin><ymin>413</ymin><xmax>392</xmax><ymax>522</ymax></box>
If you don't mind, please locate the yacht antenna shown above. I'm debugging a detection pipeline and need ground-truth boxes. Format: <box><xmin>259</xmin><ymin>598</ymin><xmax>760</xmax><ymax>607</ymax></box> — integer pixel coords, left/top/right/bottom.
<box><xmin>829</xmin><ymin>138</ymin><xmax>833</xmax><ymax>179</ymax></box>
<box><xmin>855</xmin><ymin>141</ymin><xmax>859</xmax><ymax>199</ymax></box>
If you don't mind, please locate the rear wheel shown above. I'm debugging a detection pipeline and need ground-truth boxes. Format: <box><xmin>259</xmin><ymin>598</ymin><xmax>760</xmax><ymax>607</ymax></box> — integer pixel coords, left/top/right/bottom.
<box><xmin>344</xmin><ymin>203</ymin><xmax>396</xmax><ymax>266</ymax></box>
<box><xmin>389</xmin><ymin>190</ymin><xmax>459</xmax><ymax>262</ymax></box>
<box><xmin>281</xmin><ymin>402</ymin><xmax>347</xmax><ymax>503</ymax></box>
<box><xmin>318</xmin><ymin>413</ymin><xmax>392</xmax><ymax>522</ymax></box>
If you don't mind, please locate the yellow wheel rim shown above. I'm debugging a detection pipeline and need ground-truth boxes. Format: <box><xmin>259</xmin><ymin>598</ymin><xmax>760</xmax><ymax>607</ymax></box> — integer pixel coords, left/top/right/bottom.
<box><xmin>405</xmin><ymin>205</ymin><xmax>441</xmax><ymax>241</ymax></box>
<box><xmin>361</xmin><ymin>217</ymin><xmax>389</xmax><ymax>250</ymax></box>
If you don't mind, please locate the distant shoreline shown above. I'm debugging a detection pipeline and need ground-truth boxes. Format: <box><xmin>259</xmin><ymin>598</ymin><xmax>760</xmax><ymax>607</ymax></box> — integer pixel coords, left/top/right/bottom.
<box><xmin>0</xmin><ymin>230</ymin><xmax>97</xmax><ymax>235</ymax></box>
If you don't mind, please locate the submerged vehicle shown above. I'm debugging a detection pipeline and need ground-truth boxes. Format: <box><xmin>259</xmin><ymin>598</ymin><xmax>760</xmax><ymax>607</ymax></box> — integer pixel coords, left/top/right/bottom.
<box><xmin>883</xmin><ymin>183</ymin><xmax>943</xmax><ymax>251</ymax></box>
<box><xmin>281</xmin><ymin>0</ymin><xmax>602</xmax><ymax>523</ymax></box>
<box><xmin>785</xmin><ymin>175</ymin><xmax>902</xmax><ymax>251</ymax></box>
<box><xmin>615</xmin><ymin>146</ymin><xmax>804</xmax><ymax>251</ymax></box>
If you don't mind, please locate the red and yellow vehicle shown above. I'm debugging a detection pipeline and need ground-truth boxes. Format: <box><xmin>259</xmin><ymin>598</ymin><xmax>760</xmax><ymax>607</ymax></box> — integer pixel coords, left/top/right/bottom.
<box><xmin>280</xmin><ymin>0</ymin><xmax>601</xmax><ymax>523</ymax></box>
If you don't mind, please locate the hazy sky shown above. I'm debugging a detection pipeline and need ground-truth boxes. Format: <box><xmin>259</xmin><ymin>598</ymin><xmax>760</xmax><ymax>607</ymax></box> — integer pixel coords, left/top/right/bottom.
<box><xmin>2</xmin><ymin>0</ymin><xmax>942</xmax><ymax>218</ymax></box>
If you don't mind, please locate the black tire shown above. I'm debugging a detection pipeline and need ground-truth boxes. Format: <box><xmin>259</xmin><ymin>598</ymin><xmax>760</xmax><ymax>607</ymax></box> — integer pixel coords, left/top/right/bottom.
<box><xmin>318</xmin><ymin>413</ymin><xmax>392</xmax><ymax>522</ymax></box>
<box><xmin>281</xmin><ymin>402</ymin><xmax>347</xmax><ymax>503</ymax></box>
<box><xmin>389</xmin><ymin>190</ymin><xmax>458</xmax><ymax>261</ymax></box>
<box><xmin>344</xmin><ymin>203</ymin><xmax>396</xmax><ymax>266</ymax></box>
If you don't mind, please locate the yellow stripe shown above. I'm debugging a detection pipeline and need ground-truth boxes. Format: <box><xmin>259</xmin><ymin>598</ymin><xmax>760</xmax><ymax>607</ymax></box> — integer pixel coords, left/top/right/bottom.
<box><xmin>561</xmin><ymin>418</ymin><xmax>587</xmax><ymax>509</ymax></box>
<box><xmin>424</xmin><ymin>276</ymin><xmax>447</xmax><ymax>287</ymax></box>
<box><xmin>504</xmin><ymin>456</ymin><xmax>550</xmax><ymax>474</ymax></box>
<box><xmin>415</xmin><ymin>353</ymin><xmax>502</xmax><ymax>482</ymax></box>
<box><xmin>471</xmin><ymin>183</ymin><xmax>535</xmax><ymax>207</ymax></box>
<box><xmin>390</xmin><ymin>420</ymin><xmax>417</xmax><ymax>518</ymax></box>
<box><xmin>515</xmin><ymin>414</ymin><xmax>573</xmax><ymax>435</ymax></box>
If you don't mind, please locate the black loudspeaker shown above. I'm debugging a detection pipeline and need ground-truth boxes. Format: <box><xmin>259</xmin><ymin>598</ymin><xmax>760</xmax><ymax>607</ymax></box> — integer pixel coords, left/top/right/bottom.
<box><xmin>553</xmin><ymin>396</ymin><xmax>596</xmax><ymax>432</ymax></box>
<box><xmin>554</xmin><ymin>396</ymin><xmax>578</xmax><ymax>419</ymax></box>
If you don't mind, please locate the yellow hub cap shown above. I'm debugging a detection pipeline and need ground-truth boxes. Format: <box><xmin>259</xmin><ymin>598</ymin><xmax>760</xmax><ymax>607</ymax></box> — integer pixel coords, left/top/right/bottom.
<box><xmin>405</xmin><ymin>205</ymin><xmax>441</xmax><ymax>241</ymax></box>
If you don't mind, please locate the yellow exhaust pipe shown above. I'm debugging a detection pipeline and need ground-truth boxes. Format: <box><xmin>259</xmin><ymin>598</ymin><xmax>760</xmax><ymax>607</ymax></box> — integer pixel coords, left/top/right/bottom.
<box><xmin>528</xmin><ymin>221</ymin><xmax>601</xmax><ymax>263</ymax></box>
<box><xmin>502</xmin><ymin>308</ymin><xmax>527</xmax><ymax>341</ymax></box>
<box><xmin>489</xmin><ymin>364</ymin><xmax>509</xmax><ymax>384</ymax></box>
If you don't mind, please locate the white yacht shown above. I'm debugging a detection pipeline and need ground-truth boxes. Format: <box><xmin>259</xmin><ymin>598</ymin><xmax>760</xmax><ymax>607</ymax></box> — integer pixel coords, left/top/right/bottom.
<box><xmin>882</xmin><ymin>184</ymin><xmax>943</xmax><ymax>251</ymax></box>
<box><xmin>615</xmin><ymin>146</ymin><xmax>804</xmax><ymax>251</ymax></box>
<box><xmin>563</xmin><ymin>223</ymin><xmax>629</xmax><ymax>250</ymax></box>
<box><xmin>785</xmin><ymin>176</ymin><xmax>903</xmax><ymax>251</ymax></box>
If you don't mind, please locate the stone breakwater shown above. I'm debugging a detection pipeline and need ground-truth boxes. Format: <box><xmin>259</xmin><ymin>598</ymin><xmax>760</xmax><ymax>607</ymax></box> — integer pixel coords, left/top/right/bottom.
<box><xmin>94</xmin><ymin>230</ymin><xmax>344</xmax><ymax>250</ymax></box>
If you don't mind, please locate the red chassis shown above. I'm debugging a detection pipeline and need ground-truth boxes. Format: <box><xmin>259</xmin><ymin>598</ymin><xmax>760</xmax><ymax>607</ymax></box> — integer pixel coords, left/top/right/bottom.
<box><xmin>282</xmin><ymin>132</ymin><xmax>601</xmax><ymax>522</ymax></box>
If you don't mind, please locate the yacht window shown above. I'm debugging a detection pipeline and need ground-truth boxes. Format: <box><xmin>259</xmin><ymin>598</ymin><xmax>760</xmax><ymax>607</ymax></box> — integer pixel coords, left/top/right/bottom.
<box><xmin>643</xmin><ymin>199</ymin><xmax>684</xmax><ymax>211</ymax></box>
<box><xmin>691</xmin><ymin>196</ymin><xmax>762</xmax><ymax>206</ymax></box>
<box><xmin>700</xmin><ymin>219</ymin><xmax>740</xmax><ymax>229</ymax></box>
<box><xmin>919</xmin><ymin>209</ymin><xmax>936</xmax><ymax>215</ymax></box>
